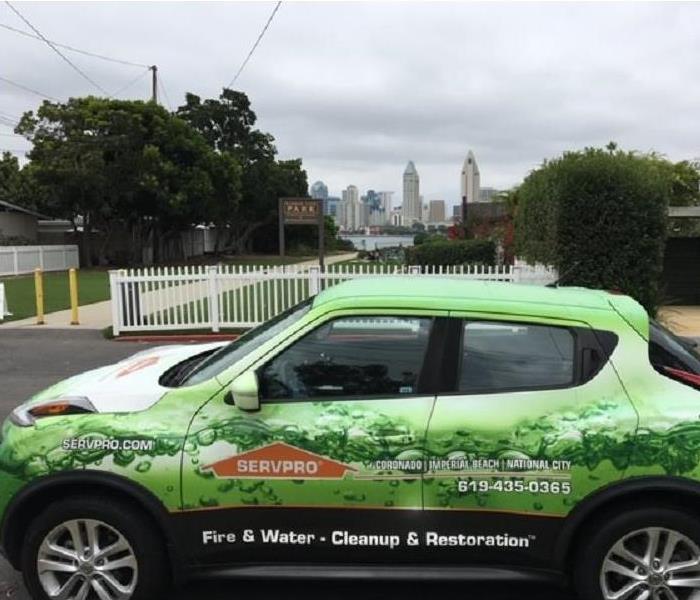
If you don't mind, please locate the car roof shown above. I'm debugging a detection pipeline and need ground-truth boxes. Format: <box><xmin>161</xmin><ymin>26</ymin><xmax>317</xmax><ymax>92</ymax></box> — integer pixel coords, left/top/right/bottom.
<box><xmin>313</xmin><ymin>276</ymin><xmax>616</xmax><ymax>311</ymax></box>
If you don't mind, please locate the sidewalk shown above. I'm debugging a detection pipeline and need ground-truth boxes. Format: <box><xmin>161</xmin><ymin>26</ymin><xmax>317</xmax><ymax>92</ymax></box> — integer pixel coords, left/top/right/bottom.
<box><xmin>658</xmin><ymin>306</ymin><xmax>700</xmax><ymax>338</ymax></box>
<box><xmin>0</xmin><ymin>253</ymin><xmax>358</xmax><ymax>331</ymax></box>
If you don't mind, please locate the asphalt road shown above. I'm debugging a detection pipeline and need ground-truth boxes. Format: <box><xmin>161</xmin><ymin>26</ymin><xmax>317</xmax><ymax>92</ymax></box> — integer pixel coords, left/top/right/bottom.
<box><xmin>0</xmin><ymin>330</ymin><xmax>575</xmax><ymax>600</ymax></box>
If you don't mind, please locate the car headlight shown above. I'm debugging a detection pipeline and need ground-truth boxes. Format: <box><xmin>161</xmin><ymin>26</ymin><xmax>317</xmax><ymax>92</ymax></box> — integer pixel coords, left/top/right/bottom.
<box><xmin>10</xmin><ymin>396</ymin><xmax>97</xmax><ymax>427</ymax></box>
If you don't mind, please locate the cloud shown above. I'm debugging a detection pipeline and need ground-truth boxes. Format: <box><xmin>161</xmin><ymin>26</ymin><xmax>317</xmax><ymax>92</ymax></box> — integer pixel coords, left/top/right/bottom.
<box><xmin>2</xmin><ymin>1</ymin><xmax>699</xmax><ymax>206</ymax></box>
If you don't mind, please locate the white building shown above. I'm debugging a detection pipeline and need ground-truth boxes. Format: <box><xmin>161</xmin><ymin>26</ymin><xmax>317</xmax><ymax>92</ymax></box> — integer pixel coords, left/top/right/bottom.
<box><xmin>460</xmin><ymin>150</ymin><xmax>481</xmax><ymax>206</ymax></box>
<box><xmin>340</xmin><ymin>185</ymin><xmax>363</xmax><ymax>230</ymax></box>
<box><xmin>390</xmin><ymin>206</ymin><xmax>403</xmax><ymax>226</ymax></box>
<box><xmin>402</xmin><ymin>161</ymin><xmax>421</xmax><ymax>224</ymax></box>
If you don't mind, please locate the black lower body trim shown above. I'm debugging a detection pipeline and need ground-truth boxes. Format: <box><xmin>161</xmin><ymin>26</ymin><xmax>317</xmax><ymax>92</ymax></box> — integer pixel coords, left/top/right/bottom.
<box><xmin>190</xmin><ymin>563</ymin><xmax>565</xmax><ymax>584</ymax></box>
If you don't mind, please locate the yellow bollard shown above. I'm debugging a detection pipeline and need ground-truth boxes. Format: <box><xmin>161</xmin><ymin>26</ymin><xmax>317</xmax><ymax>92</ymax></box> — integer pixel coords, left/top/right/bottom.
<box><xmin>34</xmin><ymin>268</ymin><xmax>45</xmax><ymax>325</ymax></box>
<box><xmin>69</xmin><ymin>268</ymin><xmax>79</xmax><ymax>325</ymax></box>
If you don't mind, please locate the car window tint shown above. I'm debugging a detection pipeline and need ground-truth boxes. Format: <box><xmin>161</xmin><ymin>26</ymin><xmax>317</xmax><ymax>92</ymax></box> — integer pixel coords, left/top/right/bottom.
<box><xmin>649</xmin><ymin>319</ymin><xmax>700</xmax><ymax>375</ymax></box>
<box><xmin>459</xmin><ymin>321</ymin><xmax>575</xmax><ymax>393</ymax></box>
<box><xmin>259</xmin><ymin>316</ymin><xmax>433</xmax><ymax>401</ymax></box>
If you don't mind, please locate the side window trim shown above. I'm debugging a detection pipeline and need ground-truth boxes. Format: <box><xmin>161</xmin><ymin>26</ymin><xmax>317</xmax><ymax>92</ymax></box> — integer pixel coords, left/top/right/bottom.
<box><xmin>256</xmin><ymin>312</ymin><xmax>447</xmax><ymax>404</ymax></box>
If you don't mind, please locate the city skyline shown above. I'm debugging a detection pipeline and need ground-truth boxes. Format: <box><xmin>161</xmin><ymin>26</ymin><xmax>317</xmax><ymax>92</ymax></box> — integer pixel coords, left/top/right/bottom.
<box><xmin>311</xmin><ymin>150</ymin><xmax>491</xmax><ymax>217</ymax></box>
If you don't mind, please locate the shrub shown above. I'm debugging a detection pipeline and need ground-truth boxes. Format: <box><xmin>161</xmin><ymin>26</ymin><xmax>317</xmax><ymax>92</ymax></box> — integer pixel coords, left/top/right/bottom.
<box><xmin>406</xmin><ymin>239</ymin><xmax>496</xmax><ymax>267</ymax></box>
<box><xmin>515</xmin><ymin>146</ymin><xmax>670</xmax><ymax>314</ymax></box>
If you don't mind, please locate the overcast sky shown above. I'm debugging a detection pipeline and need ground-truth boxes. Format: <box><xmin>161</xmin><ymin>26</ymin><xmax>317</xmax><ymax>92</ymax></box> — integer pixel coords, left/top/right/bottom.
<box><xmin>2</xmin><ymin>1</ymin><xmax>699</xmax><ymax>207</ymax></box>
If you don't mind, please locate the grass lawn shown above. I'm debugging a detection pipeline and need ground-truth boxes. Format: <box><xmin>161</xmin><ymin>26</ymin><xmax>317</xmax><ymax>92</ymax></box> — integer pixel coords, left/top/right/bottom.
<box><xmin>0</xmin><ymin>270</ymin><xmax>109</xmax><ymax>321</ymax></box>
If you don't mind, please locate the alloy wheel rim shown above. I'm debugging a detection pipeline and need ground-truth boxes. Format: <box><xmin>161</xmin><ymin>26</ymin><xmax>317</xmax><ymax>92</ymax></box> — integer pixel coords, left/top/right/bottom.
<box><xmin>600</xmin><ymin>527</ymin><xmax>700</xmax><ymax>600</ymax></box>
<box><xmin>37</xmin><ymin>519</ymin><xmax>138</xmax><ymax>600</ymax></box>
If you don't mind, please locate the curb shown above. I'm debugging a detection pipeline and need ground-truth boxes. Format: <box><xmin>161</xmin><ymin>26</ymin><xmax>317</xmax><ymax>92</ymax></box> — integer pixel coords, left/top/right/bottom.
<box><xmin>114</xmin><ymin>334</ymin><xmax>240</xmax><ymax>343</ymax></box>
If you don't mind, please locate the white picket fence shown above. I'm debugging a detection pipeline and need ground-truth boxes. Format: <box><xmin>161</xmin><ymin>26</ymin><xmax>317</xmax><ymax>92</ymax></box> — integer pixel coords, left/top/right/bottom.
<box><xmin>0</xmin><ymin>245</ymin><xmax>79</xmax><ymax>276</ymax></box>
<box><xmin>109</xmin><ymin>263</ymin><xmax>557</xmax><ymax>335</ymax></box>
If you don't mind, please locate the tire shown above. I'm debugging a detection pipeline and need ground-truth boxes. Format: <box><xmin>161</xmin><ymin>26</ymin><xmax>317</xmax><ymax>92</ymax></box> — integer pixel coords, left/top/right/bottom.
<box><xmin>21</xmin><ymin>495</ymin><xmax>170</xmax><ymax>600</ymax></box>
<box><xmin>573</xmin><ymin>506</ymin><xmax>700</xmax><ymax>600</ymax></box>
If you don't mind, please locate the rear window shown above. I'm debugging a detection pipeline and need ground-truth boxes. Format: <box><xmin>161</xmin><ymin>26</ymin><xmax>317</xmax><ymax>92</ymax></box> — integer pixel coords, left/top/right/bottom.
<box><xmin>649</xmin><ymin>320</ymin><xmax>700</xmax><ymax>375</ymax></box>
<box><xmin>458</xmin><ymin>321</ymin><xmax>575</xmax><ymax>393</ymax></box>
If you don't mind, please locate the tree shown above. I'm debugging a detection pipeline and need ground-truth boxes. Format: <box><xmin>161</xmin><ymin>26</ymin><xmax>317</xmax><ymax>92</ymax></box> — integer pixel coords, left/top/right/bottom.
<box><xmin>16</xmin><ymin>97</ymin><xmax>239</xmax><ymax>265</ymax></box>
<box><xmin>515</xmin><ymin>146</ymin><xmax>671</xmax><ymax>313</ymax></box>
<box><xmin>667</xmin><ymin>160</ymin><xmax>700</xmax><ymax>237</ymax></box>
<box><xmin>0</xmin><ymin>152</ymin><xmax>42</xmax><ymax>210</ymax></box>
<box><xmin>178</xmin><ymin>89</ymin><xmax>308</xmax><ymax>254</ymax></box>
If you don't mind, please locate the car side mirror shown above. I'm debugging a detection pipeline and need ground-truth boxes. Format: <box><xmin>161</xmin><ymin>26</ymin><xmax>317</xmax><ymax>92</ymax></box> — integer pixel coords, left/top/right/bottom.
<box><xmin>229</xmin><ymin>371</ymin><xmax>260</xmax><ymax>411</ymax></box>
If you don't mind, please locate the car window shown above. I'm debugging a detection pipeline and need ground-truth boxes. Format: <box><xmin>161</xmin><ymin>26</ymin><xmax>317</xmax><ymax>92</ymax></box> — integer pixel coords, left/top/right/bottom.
<box><xmin>182</xmin><ymin>299</ymin><xmax>313</xmax><ymax>386</ymax></box>
<box><xmin>649</xmin><ymin>319</ymin><xmax>700</xmax><ymax>375</ymax></box>
<box><xmin>258</xmin><ymin>316</ymin><xmax>433</xmax><ymax>401</ymax></box>
<box><xmin>459</xmin><ymin>321</ymin><xmax>575</xmax><ymax>393</ymax></box>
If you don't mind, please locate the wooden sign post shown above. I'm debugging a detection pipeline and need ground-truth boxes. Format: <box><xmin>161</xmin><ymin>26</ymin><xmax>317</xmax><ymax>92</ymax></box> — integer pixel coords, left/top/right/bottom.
<box><xmin>279</xmin><ymin>198</ymin><xmax>325</xmax><ymax>271</ymax></box>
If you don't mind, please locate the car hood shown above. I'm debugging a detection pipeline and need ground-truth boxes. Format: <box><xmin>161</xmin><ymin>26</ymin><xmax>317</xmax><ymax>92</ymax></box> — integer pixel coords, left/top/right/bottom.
<box><xmin>27</xmin><ymin>342</ymin><xmax>228</xmax><ymax>413</ymax></box>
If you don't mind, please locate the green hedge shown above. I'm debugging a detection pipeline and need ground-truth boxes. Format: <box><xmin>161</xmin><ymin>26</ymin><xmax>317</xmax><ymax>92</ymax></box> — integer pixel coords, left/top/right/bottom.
<box><xmin>406</xmin><ymin>239</ymin><xmax>496</xmax><ymax>267</ymax></box>
<box><xmin>515</xmin><ymin>147</ymin><xmax>670</xmax><ymax>313</ymax></box>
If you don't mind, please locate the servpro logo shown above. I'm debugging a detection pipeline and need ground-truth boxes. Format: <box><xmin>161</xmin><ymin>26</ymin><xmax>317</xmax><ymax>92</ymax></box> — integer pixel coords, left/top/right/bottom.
<box><xmin>203</xmin><ymin>442</ymin><xmax>357</xmax><ymax>480</ymax></box>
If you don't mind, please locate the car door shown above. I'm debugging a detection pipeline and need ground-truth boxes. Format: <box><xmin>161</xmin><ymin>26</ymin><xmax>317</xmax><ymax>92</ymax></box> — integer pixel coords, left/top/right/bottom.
<box><xmin>423</xmin><ymin>314</ymin><xmax>638</xmax><ymax>568</ymax></box>
<box><xmin>181</xmin><ymin>310</ymin><xmax>449</xmax><ymax>566</ymax></box>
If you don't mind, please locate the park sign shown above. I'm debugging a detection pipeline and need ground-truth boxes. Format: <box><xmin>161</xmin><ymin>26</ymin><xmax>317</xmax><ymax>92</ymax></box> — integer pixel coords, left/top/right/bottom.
<box><xmin>278</xmin><ymin>198</ymin><xmax>325</xmax><ymax>270</ymax></box>
<box><xmin>282</xmin><ymin>198</ymin><xmax>321</xmax><ymax>224</ymax></box>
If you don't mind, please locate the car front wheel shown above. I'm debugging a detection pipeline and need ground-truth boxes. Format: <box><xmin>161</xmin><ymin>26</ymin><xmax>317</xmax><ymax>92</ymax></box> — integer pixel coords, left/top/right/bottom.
<box><xmin>574</xmin><ymin>506</ymin><xmax>700</xmax><ymax>600</ymax></box>
<box><xmin>21</xmin><ymin>495</ymin><xmax>169</xmax><ymax>600</ymax></box>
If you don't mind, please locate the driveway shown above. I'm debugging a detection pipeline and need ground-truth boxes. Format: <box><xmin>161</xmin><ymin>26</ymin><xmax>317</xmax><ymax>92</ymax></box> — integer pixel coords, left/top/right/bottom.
<box><xmin>0</xmin><ymin>330</ymin><xmax>573</xmax><ymax>600</ymax></box>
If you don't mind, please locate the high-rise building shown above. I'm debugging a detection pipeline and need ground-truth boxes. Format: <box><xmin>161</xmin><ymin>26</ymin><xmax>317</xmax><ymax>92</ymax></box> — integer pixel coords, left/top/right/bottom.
<box><xmin>428</xmin><ymin>200</ymin><xmax>446</xmax><ymax>223</ymax></box>
<box><xmin>341</xmin><ymin>185</ymin><xmax>363</xmax><ymax>230</ymax></box>
<box><xmin>460</xmin><ymin>151</ymin><xmax>481</xmax><ymax>210</ymax></box>
<box><xmin>402</xmin><ymin>161</ymin><xmax>421</xmax><ymax>224</ymax></box>
<box><xmin>479</xmin><ymin>187</ymin><xmax>500</xmax><ymax>203</ymax></box>
<box><xmin>326</xmin><ymin>196</ymin><xmax>341</xmax><ymax>217</ymax></box>
<box><xmin>378</xmin><ymin>191</ymin><xmax>393</xmax><ymax>217</ymax></box>
<box><xmin>310</xmin><ymin>180</ymin><xmax>330</xmax><ymax>214</ymax></box>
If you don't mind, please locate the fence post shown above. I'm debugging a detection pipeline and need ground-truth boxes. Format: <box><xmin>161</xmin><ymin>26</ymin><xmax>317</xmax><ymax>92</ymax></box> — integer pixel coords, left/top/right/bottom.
<box><xmin>308</xmin><ymin>266</ymin><xmax>321</xmax><ymax>296</ymax></box>
<box><xmin>409</xmin><ymin>265</ymin><xmax>421</xmax><ymax>275</ymax></box>
<box><xmin>511</xmin><ymin>264</ymin><xmax>521</xmax><ymax>284</ymax></box>
<box><xmin>207</xmin><ymin>265</ymin><xmax>220</xmax><ymax>333</ymax></box>
<box><xmin>109</xmin><ymin>270</ymin><xmax>121</xmax><ymax>337</ymax></box>
<box><xmin>12</xmin><ymin>248</ymin><xmax>19</xmax><ymax>276</ymax></box>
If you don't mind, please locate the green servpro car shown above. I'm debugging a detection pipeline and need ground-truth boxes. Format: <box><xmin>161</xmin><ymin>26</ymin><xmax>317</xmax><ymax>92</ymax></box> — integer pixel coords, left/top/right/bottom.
<box><xmin>3</xmin><ymin>277</ymin><xmax>700</xmax><ymax>600</ymax></box>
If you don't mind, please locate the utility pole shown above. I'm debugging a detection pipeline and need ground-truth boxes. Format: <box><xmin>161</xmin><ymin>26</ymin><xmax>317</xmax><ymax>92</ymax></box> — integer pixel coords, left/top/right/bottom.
<box><xmin>150</xmin><ymin>65</ymin><xmax>158</xmax><ymax>103</ymax></box>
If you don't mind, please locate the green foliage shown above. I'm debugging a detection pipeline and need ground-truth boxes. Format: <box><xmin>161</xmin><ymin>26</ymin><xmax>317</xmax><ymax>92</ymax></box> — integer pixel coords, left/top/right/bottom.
<box><xmin>414</xmin><ymin>232</ymin><xmax>445</xmax><ymax>246</ymax></box>
<box><xmin>515</xmin><ymin>146</ymin><xmax>671</xmax><ymax>313</ymax></box>
<box><xmin>406</xmin><ymin>239</ymin><xmax>496</xmax><ymax>267</ymax></box>
<box><xmin>178</xmin><ymin>89</ymin><xmax>308</xmax><ymax>254</ymax></box>
<box><xmin>0</xmin><ymin>152</ymin><xmax>44</xmax><ymax>211</ymax></box>
<box><xmin>15</xmin><ymin>97</ymin><xmax>240</xmax><ymax>266</ymax></box>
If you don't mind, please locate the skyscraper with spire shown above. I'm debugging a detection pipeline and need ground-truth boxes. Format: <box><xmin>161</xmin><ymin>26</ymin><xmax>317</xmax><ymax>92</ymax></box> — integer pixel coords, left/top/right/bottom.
<box><xmin>460</xmin><ymin>150</ymin><xmax>481</xmax><ymax>222</ymax></box>
<box><xmin>402</xmin><ymin>161</ymin><xmax>421</xmax><ymax>224</ymax></box>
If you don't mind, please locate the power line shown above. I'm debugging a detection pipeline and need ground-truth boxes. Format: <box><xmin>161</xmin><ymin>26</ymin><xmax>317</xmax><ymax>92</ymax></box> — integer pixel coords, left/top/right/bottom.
<box><xmin>158</xmin><ymin>74</ymin><xmax>173</xmax><ymax>111</ymax></box>
<box><xmin>226</xmin><ymin>1</ymin><xmax>282</xmax><ymax>89</ymax></box>
<box><xmin>112</xmin><ymin>67</ymin><xmax>150</xmax><ymax>97</ymax></box>
<box><xmin>0</xmin><ymin>22</ymin><xmax>149</xmax><ymax>68</ymax></box>
<box><xmin>5</xmin><ymin>1</ymin><xmax>110</xmax><ymax>96</ymax></box>
<box><xmin>0</xmin><ymin>75</ymin><xmax>59</xmax><ymax>101</ymax></box>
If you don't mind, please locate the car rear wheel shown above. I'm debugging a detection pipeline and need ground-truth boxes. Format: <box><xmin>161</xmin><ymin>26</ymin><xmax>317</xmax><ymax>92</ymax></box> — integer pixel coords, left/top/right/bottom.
<box><xmin>574</xmin><ymin>506</ymin><xmax>700</xmax><ymax>600</ymax></box>
<box><xmin>21</xmin><ymin>496</ymin><xmax>169</xmax><ymax>600</ymax></box>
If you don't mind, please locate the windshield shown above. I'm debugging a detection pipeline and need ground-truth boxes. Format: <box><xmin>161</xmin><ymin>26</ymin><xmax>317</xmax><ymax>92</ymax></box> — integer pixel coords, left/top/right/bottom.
<box><xmin>182</xmin><ymin>299</ymin><xmax>314</xmax><ymax>386</ymax></box>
